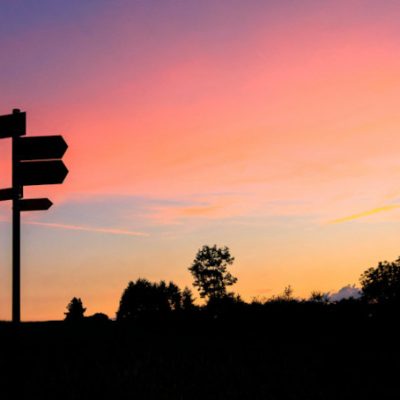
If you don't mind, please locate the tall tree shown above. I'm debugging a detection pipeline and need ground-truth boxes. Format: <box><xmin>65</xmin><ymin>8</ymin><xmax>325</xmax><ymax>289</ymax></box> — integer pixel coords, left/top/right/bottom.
<box><xmin>188</xmin><ymin>245</ymin><xmax>237</xmax><ymax>301</ymax></box>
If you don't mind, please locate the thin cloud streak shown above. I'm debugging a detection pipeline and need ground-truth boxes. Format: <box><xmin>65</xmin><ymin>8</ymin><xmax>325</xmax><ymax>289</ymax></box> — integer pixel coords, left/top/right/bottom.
<box><xmin>328</xmin><ymin>205</ymin><xmax>400</xmax><ymax>224</ymax></box>
<box><xmin>23</xmin><ymin>221</ymin><xmax>150</xmax><ymax>237</ymax></box>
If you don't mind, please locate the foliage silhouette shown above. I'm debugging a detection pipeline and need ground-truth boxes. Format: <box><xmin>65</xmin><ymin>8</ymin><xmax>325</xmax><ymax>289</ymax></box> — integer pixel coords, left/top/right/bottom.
<box><xmin>360</xmin><ymin>258</ymin><xmax>400</xmax><ymax>304</ymax></box>
<box><xmin>206</xmin><ymin>292</ymin><xmax>244</xmax><ymax>317</ymax></box>
<box><xmin>64</xmin><ymin>297</ymin><xmax>86</xmax><ymax>322</ymax></box>
<box><xmin>87</xmin><ymin>312</ymin><xmax>110</xmax><ymax>323</ymax></box>
<box><xmin>268</xmin><ymin>285</ymin><xmax>297</xmax><ymax>303</ymax></box>
<box><xmin>188</xmin><ymin>244</ymin><xmax>237</xmax><ymax>301</ymax></box>
<box><xmin>181</xmin><ymin>286</ymin><xmax>196</xmax><ymax>311</ymax></box>
<box><xmin>116</xmin><ymin>278</ymin><xmax>183</xmax><ymax>321</ymax></box>
<box><xmin>283</xmin><ymin>285</ymin><xmax>293</xmax><ymax>300</ymax></box>
<box><xmin>308</xmin><ymin>291</ymin><xmax>330</xmax><ymax>303</ymax></box>
<box><xmin>164</xmin><ymin>281</ymin><xmax>182</xmax><ymax>311</ymax></box>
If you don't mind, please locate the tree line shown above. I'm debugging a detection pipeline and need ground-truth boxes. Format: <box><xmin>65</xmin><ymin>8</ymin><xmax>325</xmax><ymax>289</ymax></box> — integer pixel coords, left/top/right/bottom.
<box><xmin>64</xmin><ymin>244</ymin><xmax>400</xmax><ymax>322</ymax></box>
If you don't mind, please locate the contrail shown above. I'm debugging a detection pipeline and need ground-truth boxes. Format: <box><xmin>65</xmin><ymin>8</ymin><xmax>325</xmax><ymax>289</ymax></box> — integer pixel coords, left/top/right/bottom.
<box><xmin>0</xmin><ymin>218</ymin><xmax>149</xmax><ymax>237</ymax></box>
<box><xmin>25</xmin><ymin>221</ymin><xmax>149</xmax><ymax>236</ymax></box>
<box><xmin>328</xmin><ymin>204</ymin><xmax>400</xmax><ymax>224</ymax></box>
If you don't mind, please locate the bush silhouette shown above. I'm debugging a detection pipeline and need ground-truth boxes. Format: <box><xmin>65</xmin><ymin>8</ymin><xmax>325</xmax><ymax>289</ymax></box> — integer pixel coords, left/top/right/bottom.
<box><xmin>88</xmin><ymin>313</ymin><xmax>110</xmax><ymax>323</ymax></box>
<box><xmin>268</xmin><ymin>285</ymin><xmax>298</xmax><ymax>303</ymax></box>
<box><xmin>308</xmin><ymin>291</ymin><xmax>330</xmax><ymax>303</ymax></box>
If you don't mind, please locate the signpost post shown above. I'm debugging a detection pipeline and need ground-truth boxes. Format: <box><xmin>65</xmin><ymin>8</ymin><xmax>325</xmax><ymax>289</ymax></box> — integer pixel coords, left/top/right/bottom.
<box><xmin>0</xmin><ymin>109</ymin><xmax>68</xmax><ymax>323</ymax></box>
<box><xmin>11</xmin><ymin>110</ymin><xmax>24</xmax><ymax>324</ymax></box>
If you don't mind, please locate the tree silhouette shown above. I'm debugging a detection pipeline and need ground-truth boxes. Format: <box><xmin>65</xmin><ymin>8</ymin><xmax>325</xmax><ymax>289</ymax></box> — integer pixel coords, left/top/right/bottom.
<box><xmin>360</xmin><ymin>258</ymin><xmax>400</xmax><ymax>304</ymax></box>
<box><xmin>65</xmin><ymin>297</ymin><xmax>86</xmax><ymax>322</ymax></box>
<box><xmin>116</xmin><ymin>278</ymin><xmax>183</xmax><ymax>321</ymax></box>
<box><xmin>165</xmin><ymin>281</ymin><xmax>182</xmax><ymax>311</ymax></box>
<box><xmin>182</xmin><ymin>287</ymin><xmax>196</xmax><ymax>311</ymax></box>
<box><xmin>188</xmin><ymin>245</ymin><xmax>237</xmax><ymax>301</ymax></box>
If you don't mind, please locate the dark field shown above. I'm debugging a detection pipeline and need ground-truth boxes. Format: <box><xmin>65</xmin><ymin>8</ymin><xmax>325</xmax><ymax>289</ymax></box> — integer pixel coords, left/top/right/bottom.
<box><xmin>1</xmin><ymin>306</ymin><xmax>399</xmax><ymax>400</ymax></box>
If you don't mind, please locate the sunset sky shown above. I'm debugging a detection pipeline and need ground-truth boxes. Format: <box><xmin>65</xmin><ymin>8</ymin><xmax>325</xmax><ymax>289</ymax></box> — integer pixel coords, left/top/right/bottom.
<box><xmin>1</xmin><ymin>0</ymin><xmax>400</xmax><ymax>320</ymax></box>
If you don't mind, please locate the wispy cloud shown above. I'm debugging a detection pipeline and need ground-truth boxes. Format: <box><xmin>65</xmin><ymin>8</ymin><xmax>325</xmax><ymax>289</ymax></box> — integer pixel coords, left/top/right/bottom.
<box><xmin>145</xmin><ymin>195</ymin><xmax>247</xmax><ymax>225</ymax></box>
<box><xmin>25</xmin><ymin>221</ymin><xmax>149</xmax><ymax>236</ymax></box>
<box><xmin>0</xmin><ymin>219</ymin><xmax>149</xmax><ymax>237</ymax></box>
<box><xmin>328</xmin><ymin>204</ymin><xmax>400</xmax><ymax>224</ymax></box>
<box><xmin>148</xmin><ymin>204</ymin><xmax>225</xmax><ymax>224</ymax></box>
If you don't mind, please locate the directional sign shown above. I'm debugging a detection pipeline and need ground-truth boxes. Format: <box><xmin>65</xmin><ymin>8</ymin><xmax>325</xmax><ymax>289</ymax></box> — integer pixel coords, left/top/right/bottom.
<box><xmin>0</xmin><ymin>111</ymin><xmax>26</xmax><ymax>138</ymax></box>
<box><xmin>17</xmin><ymin>160</ymin><xmax>68</xmax><ymax>186</ymax></box>
<box><xmin>18</xmin><ymin>198</ymin><xmax>53</xmax><ymax>211</ymax></box>
<box><xmin>0</xmin><ymin>109</ymin><xmax>70</xmax><ymax>323</ymax></box>
<box><xmin>0</xmin><ymin>188</ymin><xmax>14</xmax><ymax>201</ymax></box>
<box><xmin>16</xmin><ymin>135</ymin><xmax>68</xmax><ymax>161</ymax></box>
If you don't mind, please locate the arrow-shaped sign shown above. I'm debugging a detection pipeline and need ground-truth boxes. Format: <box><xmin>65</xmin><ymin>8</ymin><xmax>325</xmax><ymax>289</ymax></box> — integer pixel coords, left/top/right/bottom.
<box><xmin>0</xmin><ymin>111</ymin><xmax>26</xmax><ymax>138</ymax></box>
<box><xmin>0</xmin><ymin>188</ymin><xmax>14</xmax><ymax>201</ymax></box>
<box><xmin>17</xmin><ymin>160</ymin><xmax>68</xmax><ymax>186</ymax></box>
<box><xmin>16</xmin><ymin>135</ymin><xmax>68</xmax><ymax>161</ymax></box>
<box><xmin>19</xmin><ymin>198</ymin><xmax>53</xmax><ymax>211</ymax></box>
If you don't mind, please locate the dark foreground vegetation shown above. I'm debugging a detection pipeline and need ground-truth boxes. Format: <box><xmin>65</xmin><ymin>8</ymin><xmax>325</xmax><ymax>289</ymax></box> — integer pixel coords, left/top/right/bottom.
<box><xmin>1</xmin><ymin>302</ymin><xmax>400</xmax><ymax>400</ymax></box>
<box><xmin>2</xmin><ymin>246</ymin><xmax>400</xmax><ymax>399</ymax></box>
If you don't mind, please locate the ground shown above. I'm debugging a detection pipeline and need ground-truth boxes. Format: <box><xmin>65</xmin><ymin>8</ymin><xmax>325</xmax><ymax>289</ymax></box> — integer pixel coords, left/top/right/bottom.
<box><xmin>0</xmin><ymin>311</ymin><xmax>399</xmax><ymax>399</ymax></box>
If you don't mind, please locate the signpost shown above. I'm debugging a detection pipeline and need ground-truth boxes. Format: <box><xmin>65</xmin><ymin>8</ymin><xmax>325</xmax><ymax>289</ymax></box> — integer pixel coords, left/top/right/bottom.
<box><xmin>15</xmin><ymin>135</ymin><xmax>67</xmax><ymax>160</ymax></box>
<box><xmin>0</xmin><ymin>109</ymin><xmax>68</xmax><ymax>323</ymax></box>
<box><xmin>0</xmin><ymin>188</ymin><xmax>14</xmax><ymax>201</ymax></box>
<box><xmin>17</xmin><ymin>160</ymin><xmax>68</xmax><ymax>186</ymax></box>
<box><xmin>19</xmin><ymin>198</ymin><xmax>53</xmax><ymax>212</ymax></box>
<box><xmin>0</xmin><ymin>111</ymin><xmax>26</xmax><ymax>138</ymax></box>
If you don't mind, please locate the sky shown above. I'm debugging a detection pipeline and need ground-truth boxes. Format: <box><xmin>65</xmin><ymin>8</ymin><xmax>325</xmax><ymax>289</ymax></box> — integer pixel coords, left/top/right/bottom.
<box><xmin>1</xmin><ymin>0</ymin><xmax>400</xmax><ymax>320</ymax></box>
